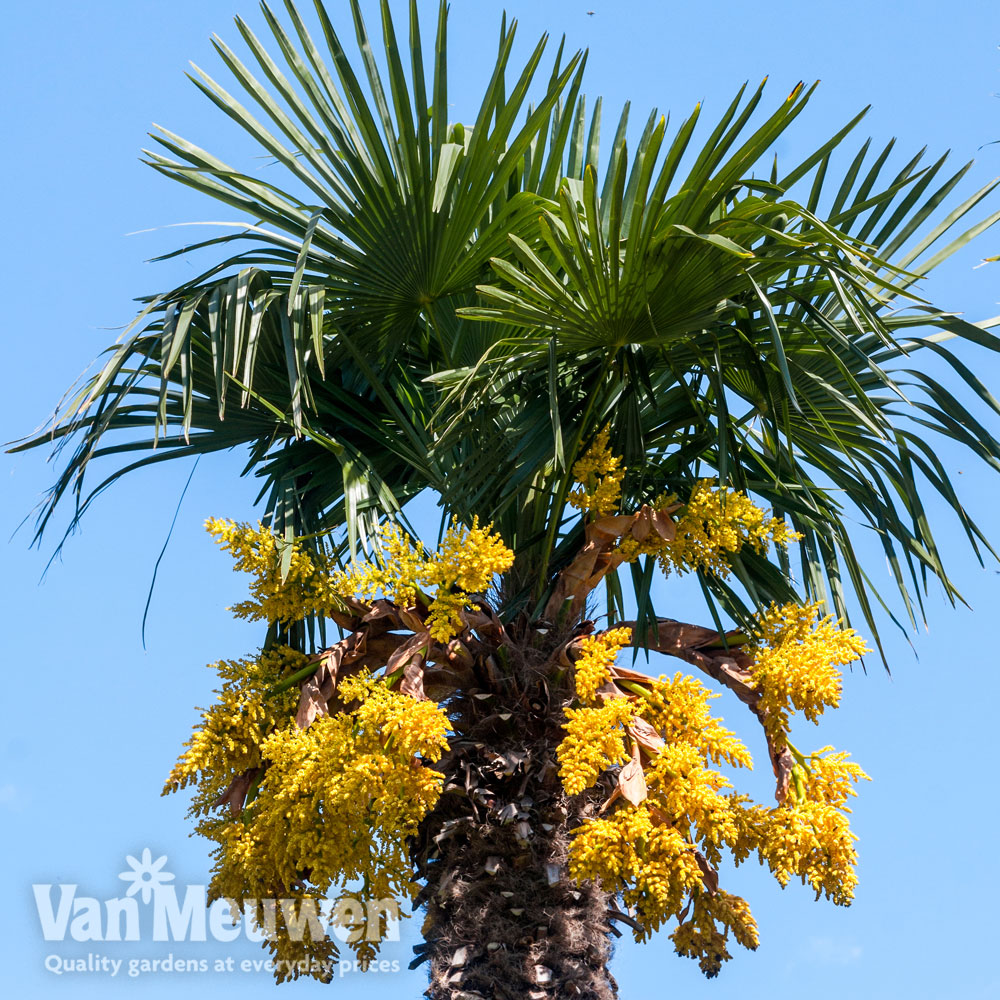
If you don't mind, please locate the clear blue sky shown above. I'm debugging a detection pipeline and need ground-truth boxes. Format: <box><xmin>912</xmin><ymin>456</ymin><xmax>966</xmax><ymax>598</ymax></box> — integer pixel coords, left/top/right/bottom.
<box><xmin>3</xmin><ymin>1</ymin><xmax>1000</xmax><ymax>997</ymax></box>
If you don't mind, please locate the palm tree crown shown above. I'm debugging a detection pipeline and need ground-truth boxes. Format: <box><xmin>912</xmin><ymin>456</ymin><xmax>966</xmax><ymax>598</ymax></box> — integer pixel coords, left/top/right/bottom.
<box><xmin>18</xmin><ymin>0</ymin><xmax>1000</xmax><ymax>652</ymax></box>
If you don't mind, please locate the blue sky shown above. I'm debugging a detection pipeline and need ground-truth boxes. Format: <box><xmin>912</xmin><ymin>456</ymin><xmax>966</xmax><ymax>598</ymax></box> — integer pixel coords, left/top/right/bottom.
<box><xmin>3</xmin><ymin>1</ymin><xmax>1000</xmax><ymax>997</ymax></box>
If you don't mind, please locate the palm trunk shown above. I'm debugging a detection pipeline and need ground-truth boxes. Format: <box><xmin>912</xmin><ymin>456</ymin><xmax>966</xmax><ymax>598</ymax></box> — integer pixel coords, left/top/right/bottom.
<box><xmin>411</xmin><ymin>628</ymin><xmax>619</xmax><ymax>1000</ymax></box>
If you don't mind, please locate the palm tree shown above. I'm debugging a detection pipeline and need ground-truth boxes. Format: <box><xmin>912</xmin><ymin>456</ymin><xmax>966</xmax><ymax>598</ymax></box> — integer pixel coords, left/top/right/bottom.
<box><xmin>15</xmin><ymin>1</ymin><xmax>1000</xmax><ymax>996</ymax></box>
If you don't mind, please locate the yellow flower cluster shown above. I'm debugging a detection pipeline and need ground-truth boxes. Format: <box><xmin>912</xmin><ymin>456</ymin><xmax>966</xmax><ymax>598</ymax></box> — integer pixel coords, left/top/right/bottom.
<box><xmin>171</xmin><ymin>515</ymin><xmax>516</xmax><ymax>980</ymax></box>
<box><xmin>800</xmin><ymin>746</ymin><xmax>870</xmax><ymax>811</ymax></box>
<box><xmin>731</xmin><ymin>794</ymin><xmax>865</xmax><ymax>905</ymax></box>
<box><xmin>206</xmin><ymin>518</ymin><xmax>342</xmax><ymax>624</ymax></box>
<box><xmin>572</xmin><ymin>627</ymin><xmax>633</xmax><ymax>703</ymax></box>
<box><xmin>658</xmin><ymin>480</ymin><xmax>799</xmax><ymax>577</ymax></box>
<box><xmin>751</xmin><ymin>602</ymin><xmax>868</xmax><ymax>736</ymax></box>
<box><xmin>163</xmin><ymin>646</ymin><xmax>306</xmax><ymax>807</ymax></box>
<box><xmin>209</xmin><ymin>515</ymin><xmax>513</xmax><ymax>644</ymax></box>
<box><xmin>558</xmin><ymin>699</ymin><xmax>634</xmax><ymax>795</ymax></box>
<box><xmin>204</xmin><ymin>675</ymin><xmax>451</xmax><ymax>970</ymax></box>
<box><xmin>333</xmin><ymin>518</ymin><xmax>514</xmax><ymax>643</ymax></box>
<box><xmin>568</xmin><ymin>803</ymin><xmax>704</xmax><ymax>936</ymax></box>
<box><xmin>638</xmin><ymin>672</ymin><xmax>753</xmax><ymax>770</ymax></box>
<box><xmin>249</xmin><ymin>897</ymin><xmax>338</xmax><ymax>984</ymax></box>
<box><xmin>568</xmin><ymin>427</ymin><xmax>626</xmax><ymax>517</ymax></box>
<box><xmin>332</xmin><ymin>523</ymin><xmax>427</xmax><ymax>608</ymax></box>
<box><xmin>432</xmin><ymin>517</ymin><xmax>516</xmax><ymax>592</ymax></box>
<box><xmin>670</xmin><ymin>890</ymin><xmax>759</xmax><ymax>978</ymax></box>
<box><xmin>423</xmin><ymin>591</ymin><xmax>468</xmax><ymax>643</ymax></box>
<box><xmin>644</xmin><ymin>743</ymin><xmax>740</xmax><ymax>852</ymax></box>
<box><xmin>559</xmin><ymin>659</ymin><xmax>868</xmax><ymax>974</ymax></box>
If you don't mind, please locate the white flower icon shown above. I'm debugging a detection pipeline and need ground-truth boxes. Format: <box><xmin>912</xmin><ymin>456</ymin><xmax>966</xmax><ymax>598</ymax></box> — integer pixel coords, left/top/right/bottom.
<box><xmin>118</xmin><ymin>848</ymin><xmax>174</xmax><ymax>903</ymax></box>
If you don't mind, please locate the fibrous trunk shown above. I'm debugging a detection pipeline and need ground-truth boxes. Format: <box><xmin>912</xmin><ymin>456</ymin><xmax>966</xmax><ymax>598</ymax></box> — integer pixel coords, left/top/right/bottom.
<box><xmin>411</xmin><ymin>624</ymin><xmax>619</xmax><ymax>1000</ymax></box>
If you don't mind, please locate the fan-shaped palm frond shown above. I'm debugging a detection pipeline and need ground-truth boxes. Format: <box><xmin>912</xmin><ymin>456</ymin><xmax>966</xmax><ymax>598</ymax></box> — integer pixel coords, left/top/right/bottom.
<box><xmin>17</xmin><ymin>0</ymin><xmax>591</xmax><ymax>556</ymax></box>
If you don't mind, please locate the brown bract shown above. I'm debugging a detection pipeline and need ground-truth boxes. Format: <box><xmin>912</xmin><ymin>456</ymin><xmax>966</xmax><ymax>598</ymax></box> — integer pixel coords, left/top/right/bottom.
<box><xmin>543</xmin><ymin>504</ymin><xmax>680</xmax><ymax>621</ymax></box>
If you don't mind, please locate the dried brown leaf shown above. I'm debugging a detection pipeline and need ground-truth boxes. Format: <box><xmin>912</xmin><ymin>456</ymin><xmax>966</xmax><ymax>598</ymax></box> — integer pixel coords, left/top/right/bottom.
<box><xmin>389</xmin><ymin>631</ymin><xmax>431</xmax><ymax>701</ymax></box>
<box><xmin>618</xmin><ymin>744</ymin><xmax>648</xmax><ymax>806</ymax></box>
<box><xmin>662</xmin><ymin>620</ymin><xmax>723</xmax><ymax>649</ymax></box>
<box><xmin>296</xmin><ymin>673</ymin><xmax>330</xmax><ymax>729</ymax></box>
<box><xmin>588</xmin><ymin>513</ymin><xmax>637</xmax><ymax>544</ymax></box>
<box><xmin>397</xmin><ymin>606</ymin><xmax>426</xmax><ymax>633</ymax></box>
<box><xmin>628</xmin><ymin>716</ymin><xmax>665</xmax><ymax>753</ymax></box>
<box><xmin>651</xmin><ymin>509</ymin><xmax>676</xmax><ymax>540</ymax></box>
<box><xmin>694</xmin><ymin>850</ymin><xmax>719</xmax><ymax>895</ymax></box>
<box><xmin>212</xmin><ymin>768</ymin><xmax>259</xmax><ymax>818</ymax></box>
<box><xmin>400</xmin><ymin>657</ymin><xmax>426</xmax><ymax>700</ymax></box>
<box><xmin>648</xmin><ymin>804</ymin><xmax>672</xmax><ymax>827</ymax></box>
<box><xmin>443</xmin><ymin>638</ymin><xmax>475</xmax><ymax>668</ymax></box>
<box><xmin>595</xmin><ymin>679</ymin><xmax>627</xmax><ymax>701</ymax></box>
<box><xmin>329</xmin><ymin>596</ymin><xmax>371</xmax><ymax>629</ymax></box>
<box><xmin>632</xmin><ymin>506</ymin><xmax>652</xmax><ymax>542</ymax></box>
<box><xmin>609</xmin><ymin>663</ymin><xmax>654</xmax><ymax>683</ymax></box>
<box><xmin>363</xmin><ymin>599</ymin><xmax>401</xmax><ymax>625</ymax></box>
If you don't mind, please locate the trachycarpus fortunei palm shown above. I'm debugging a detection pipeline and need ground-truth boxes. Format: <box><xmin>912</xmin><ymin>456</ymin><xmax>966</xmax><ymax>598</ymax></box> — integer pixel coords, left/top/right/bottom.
<box><xmin>16</xmin><ymin>0</ymin><xmax>1000</xmax><ymax>996</ymax></box>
